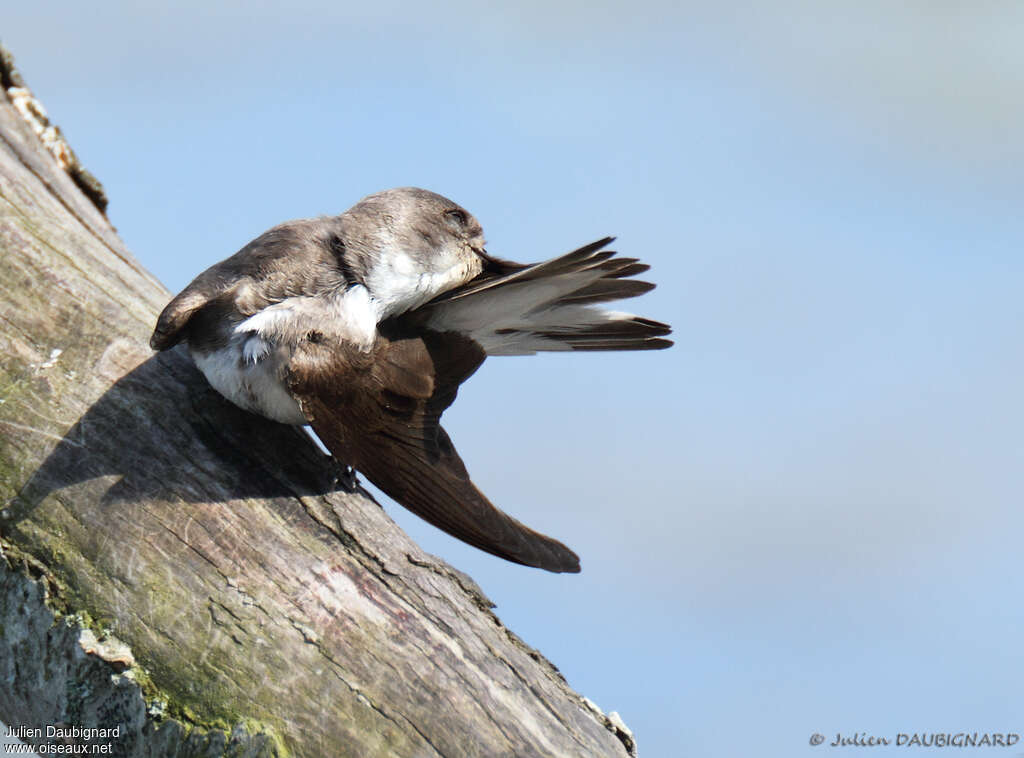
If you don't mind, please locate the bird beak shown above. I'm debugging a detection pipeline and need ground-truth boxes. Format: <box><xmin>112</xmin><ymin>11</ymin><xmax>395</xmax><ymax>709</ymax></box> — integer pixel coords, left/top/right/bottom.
<box><xmin>474</xmin><ymin>246</ymin><xmax>499</xmax><ymax>270</ymax></box>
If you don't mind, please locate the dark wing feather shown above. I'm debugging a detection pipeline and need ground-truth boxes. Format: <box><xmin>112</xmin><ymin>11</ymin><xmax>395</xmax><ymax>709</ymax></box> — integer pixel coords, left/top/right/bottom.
<box><xmin>402</xmin><ymin>238</ymin><xmax>672</xmax><ymax>355</ymax></box>
<box><xmin>150</xmin><ymin>249</ymin><xmax>270</xmax><ymax>350</ymax></box>
<box><xmin>150</xmin><ymin>220</ymin><xmax>346</xmax><ymax>351</ymax></box>
<box><xmin>430</xmin><ymin>238</ymin><xmax>618</xmax><ymax>305</ymax></box>
<box><xmin>288</xmin><ymin>331</ymin><xmax>581</xmax><ymax>573</ymax></box>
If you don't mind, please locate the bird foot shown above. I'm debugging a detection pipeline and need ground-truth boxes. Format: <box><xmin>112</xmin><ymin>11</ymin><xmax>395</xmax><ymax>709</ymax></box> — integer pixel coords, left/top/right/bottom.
<box><xmin>328</xmin><ymin>461</ymin><xmax>359</xmax><ymax>493</ymax></box>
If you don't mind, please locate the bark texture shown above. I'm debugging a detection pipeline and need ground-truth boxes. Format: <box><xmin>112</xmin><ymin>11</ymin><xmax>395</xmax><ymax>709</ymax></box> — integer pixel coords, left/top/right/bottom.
<box><xmin>0</xmin><ymin>49</ymin><xmax>636</xmax><ymax>758</ymax></box>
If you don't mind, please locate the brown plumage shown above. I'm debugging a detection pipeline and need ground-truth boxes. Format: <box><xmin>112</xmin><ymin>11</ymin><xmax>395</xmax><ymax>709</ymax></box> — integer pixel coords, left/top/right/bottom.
<box><xmin>288</xmin><ymin>331</ymin><xmax>581</xmax><ymax>572</ymax></box>
<box><xmin>150</xmin><ymin>187</ymin><xmax>671</xmax><ymax>573</ymax></box>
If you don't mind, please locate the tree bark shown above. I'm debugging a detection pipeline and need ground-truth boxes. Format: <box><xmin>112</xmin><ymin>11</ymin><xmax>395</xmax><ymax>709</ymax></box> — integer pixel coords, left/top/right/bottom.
<box><xmin>0</xmin><ymin>47</ymin><xmax>636</xmax><ymax>758</ymax></box>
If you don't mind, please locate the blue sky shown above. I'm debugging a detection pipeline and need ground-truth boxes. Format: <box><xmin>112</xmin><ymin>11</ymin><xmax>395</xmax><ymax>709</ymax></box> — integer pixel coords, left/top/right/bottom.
<box><xmin>6</xmin><ymin>2</ymin><xmax>1024</xmax><ymax>755</ymax></box>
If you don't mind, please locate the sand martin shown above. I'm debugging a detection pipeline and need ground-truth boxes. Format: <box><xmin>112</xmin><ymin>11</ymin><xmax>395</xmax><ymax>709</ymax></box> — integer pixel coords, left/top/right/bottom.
<box><xmin>151</xmin><ymin>187</ymin><xmax>671</xmax><ymax>573</ymax></box>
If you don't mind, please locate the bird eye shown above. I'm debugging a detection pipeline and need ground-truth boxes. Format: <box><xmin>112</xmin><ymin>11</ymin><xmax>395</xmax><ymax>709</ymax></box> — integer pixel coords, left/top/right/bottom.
<box><xmin>444</xmin><ymin>208</ymin><xmax>468</xmax><ymax>227</ymax></box>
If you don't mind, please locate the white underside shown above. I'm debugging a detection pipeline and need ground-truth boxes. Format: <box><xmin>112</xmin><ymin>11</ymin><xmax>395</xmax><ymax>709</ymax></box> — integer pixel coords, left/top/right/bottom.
<box><xmin>364</xmin><ymin>248</ymin><xmax>481</xmax><ymax>318</ymax></box>
<box><xmin>193</xmin><ymin>337</ymin><xmax>308</xmax><ymax>425</ymax></box>
<box><xmin>191</xmin><ymin>286</ymin><xmax>382</xmax><ymax>426</ymax></box>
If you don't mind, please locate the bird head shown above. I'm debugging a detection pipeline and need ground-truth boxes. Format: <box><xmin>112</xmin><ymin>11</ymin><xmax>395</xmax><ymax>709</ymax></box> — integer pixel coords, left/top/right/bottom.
<box><xmin>339</xmin><ymin>187</ymin><xmax>488</xmax><ymax>317</ymax></box>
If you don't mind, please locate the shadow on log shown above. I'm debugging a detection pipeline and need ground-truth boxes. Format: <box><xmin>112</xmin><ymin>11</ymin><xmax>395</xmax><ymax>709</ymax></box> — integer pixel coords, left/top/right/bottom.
<box><xmin>12</xmin><ymin>348</ymin><xmax>349</xmax><ymax>513</ymax></box>
<box><xmin>0</xmin><ymin>45</ymin><xmax>636</xmax><ymax>758</ymax></box>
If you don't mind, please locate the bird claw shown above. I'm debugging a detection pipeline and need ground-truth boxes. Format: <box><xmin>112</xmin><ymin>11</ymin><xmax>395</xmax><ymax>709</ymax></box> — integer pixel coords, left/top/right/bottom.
<box><xmin>328</xmin><ymin>462</ymin><xmax>359</xmax><ymax>492</ymax></box>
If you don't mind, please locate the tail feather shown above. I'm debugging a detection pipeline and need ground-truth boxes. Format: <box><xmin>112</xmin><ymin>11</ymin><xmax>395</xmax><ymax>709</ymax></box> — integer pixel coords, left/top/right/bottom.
<box><xmin>558</xmin><ymin>278</ymin><xmax>655</xmax><ymax>306</ymax></box>
<box><xmin>431</xmin><ymin>237</ymin><xmax>616</xmax><ymax>304</ymax></box>
<box><xmin>421</xmin><ymin>239</ymin><xmax>673</xmax><ymax>356</ymax></box>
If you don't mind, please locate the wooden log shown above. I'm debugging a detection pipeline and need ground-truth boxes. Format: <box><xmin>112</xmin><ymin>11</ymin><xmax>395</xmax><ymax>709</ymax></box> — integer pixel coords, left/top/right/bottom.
<box><xmin>0</xmin><ymin>46</ymin><xmax>636</xmax><ymax>758</ymax></box>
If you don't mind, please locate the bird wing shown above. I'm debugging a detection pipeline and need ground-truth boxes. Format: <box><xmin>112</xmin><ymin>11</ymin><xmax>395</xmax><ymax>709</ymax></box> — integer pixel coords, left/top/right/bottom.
<box><xmin>287</xmin><ymin>330</ymin><xmax>581</xmax><ymax>573</ymax></box>
<box><xmin>404</xmin><ymin>238</ymin><xmax>673</xmax><ymax>356</ymax></box>
<box><xmin>150</xmin><ymin>221</ymin><xmax>345</xmax><ymax>351</ymax></box>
